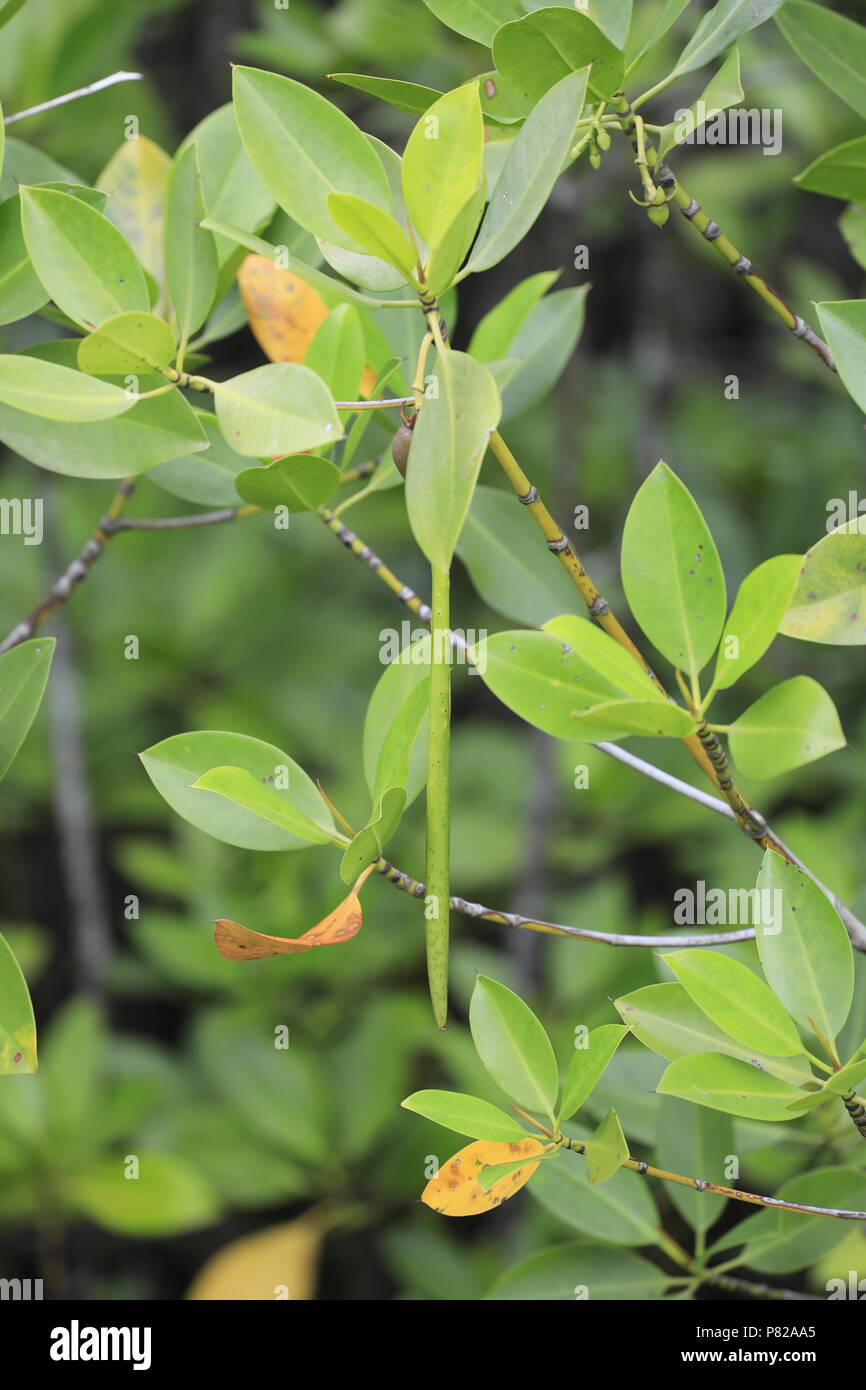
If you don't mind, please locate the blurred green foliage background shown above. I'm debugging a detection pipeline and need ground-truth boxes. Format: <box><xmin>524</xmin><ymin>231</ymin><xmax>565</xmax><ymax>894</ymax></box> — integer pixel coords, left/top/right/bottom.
<box><xmin>1</xmin><ymin>0</ymin><xmax>865</xmax><ymax>1299</ymax></box>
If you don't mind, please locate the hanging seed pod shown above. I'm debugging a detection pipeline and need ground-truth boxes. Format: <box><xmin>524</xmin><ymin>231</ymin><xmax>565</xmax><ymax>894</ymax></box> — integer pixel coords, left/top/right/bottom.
<box><xmin>391</xmin><ymin>413</ymin><xmax>416</xmax><ymax>478</ymax></box>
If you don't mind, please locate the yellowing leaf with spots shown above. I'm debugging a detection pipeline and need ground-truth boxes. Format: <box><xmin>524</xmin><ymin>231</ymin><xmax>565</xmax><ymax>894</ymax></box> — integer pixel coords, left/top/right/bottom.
<box><xmin>237</xmin><ymin>255</ymin><xmax>375</xmax><ymax>395</ymax></box>
<box><xmin>422</xmin><ymin>1137</ymin><xmax>545</xmax><ymax>1216</ymax></box>
<box><xmin>187</xmin><ymin>1209</ymin><xmax>330</xmax><ymax>1300</ymax></box>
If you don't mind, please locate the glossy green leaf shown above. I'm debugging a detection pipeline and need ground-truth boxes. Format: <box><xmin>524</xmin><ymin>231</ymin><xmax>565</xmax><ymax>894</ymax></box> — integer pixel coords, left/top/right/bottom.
<box><xmin>0</xmin><ymin>354</ymin><xmax>133</xmax><ymax>422</ymax></box>
<box><xmin>77</xmin><ymin>311</ymin><xmax>177</xmax><ymax>376</ymax></box>
<box><xmin>304</xmin><ymin>304</ymin><xmax>366</xmax><ymax>402</ymax></box>
<box><xmin>405</xmin><ymin>348</ymin><xmax>500</xmax><ymax>571</ymax></box>
<box><xmin>630</xmin><ymin>0</ymin><xmax>694</xmax><ymax>65</ymax></box>
<box><xmin>584</xmin><ymin>1108</ymin><xmax>628</xmax><ymax>1184</ymax></box>
<box><xmin>727</xmin><ymin>675</ymin><xmax>845</xmax><ymax>780</ymax></box>
<box><xmin>776</xmin><ymin>1</ymin><xmax>866</xmax><ymax>120</ymax></box>
<box><xmin>675</xmin><ymin>0</ymin><xmax>784</xmax><ymax>76</ymax></box>
<box><xmin>67</xmin><ymin>1153</ymin><xmax>218</xmax><ymax>1236</ymax></box>
<box><xmin>96</xmin><ymin>136</ymin><xmax>172</xmax><ymax>292</ymax></box>
<box><xmin>235</xmin><ymin>456</ymin><xmax>341</xmax><ymax>513</ymax></box>
<box><xmin>0</xmin><ymin>933</ymin><xmax>36</xmax><ymax>1074</ymax></box>
<box><xmin>529</xmin><ymin>1149</ymin><xmax>659</xmax><ymax>1245</ymax></box>
<box><xmin>780</xmin><ymin>520</ymin><xmax>866</xmax><ymax>645</ymax></box>
<box><xmin>786</xmin><ymin>1056</ymin><xmax>866</xmax><ymax>1113</ymax></box>
<box><xmin>711</xmin><ymin>554</ymin><xmax>801</xmax><ymax>690</ymax></box>
<box><xmin>658</xmin><ymin>1052</ymin><xmax>807</xmax><ymax>1120</ymax></box>
<box><xmin>363</xmin><ymin>645</ymin><xmax>430</xmax><ymax>807</ymax></box>
<box><xmin>402</xmin><ymin>1088</ymin><xmax>530</xmax><ymax>1141</ymax></box>
<box><xmin>0</xmin><ymin>193</ymin><xmax>48</xmax><ymax>325</ymax></box>
<box><xmin>663</xmin><ymin>949</ymin><xmax>802</xmax><ymax>1057</ymax></box>
<box><xmin>499</xmin><ymin>284</ymin><xmax>588</xmax><ymax>418</ymax></box>
<box><xmin>657</xmin><ymin>48</ymin><xmax>743</xmax><ymax>159</ymax></box>
<box><xmin>493</xmin><ymin>8</ymin><xmax>625</xmax><ymax>104</ymax></box>
<box><xmin>711</xmin><ymin>1166</ymin><xmax>866</xmax><ymax>1272</ymax></box>
<box><xmin>474</xmin><ymin>618</ymin><xmax>684</xmax><ymax>742</ymax></box>
<box><xmin>165</xmin><ymin>141</ymin><xmax>219</xmax><ymax>342</ymax></box>
<box><xmin>193</xmin><ymin>766</ymin><xmax>335</xmax><ymax>846</ymax></box>
<box><xmin>815</xmin><ymin>301</ymin><xmax>866</xmax><ymax>416</ymax></box>
<box><xmin>214</xmin><ymin>363</ymin><xmax>341</xmax><ymax>458</ymax></box>
<box><xmin>233</xmin><ymin>66</ymin><xmax>391</xmax><ymax>251</ymax></box>
<box><xmin>621</xmin><ymin>461</ymin><xmax>726</xmax><ymax>675</ymax></box>
<box><xmin>0</xmin><ymin>636</ymin><xmax>53</xmax><ymax>782</ymax></box>
<box><xmin>139</xmin><ymin>730</ymin><xmax>335</xmax><ymax>851</ymax></box>
<box><xmin>457</xmin><ymin>485</ymin><xmax>579</xmax><ymax>627</ymax></box>
<box><xmin>402</xmin><ymin>85</ymin><xmax>484</xmax><ymax>255</ymax></box>
<box><xmin>340</xmin><ymin>785</ymin><xmax>406</xmax><ymax>882</ymax></box>
<box><xmin>20</xmin><ymin>186</ymin><xmax>148</xmax><ymax>328</ymax></box>
<box><xmin>797</xmin><ymin>137</ymin><xmax>866</xmax><ymax>205</ymax></box>
<box><xmin>177</xmin><ymin>103</ymin><xmax>275</xmax><ymax>271</ymax></box>
<box><xmin>657</xmin><ymin>1097</ymin><xmax>733</xmax><ymax>1233</ymax></box>
<box><xmin>560</xmin><ymin>1025</ymin><xmax>630</xmax><ymax>1121</ymax></box>
<box><xmin>614</xmin><ymin>982</ymin><xmax>814</xmax><ymax>1088</ymax></box>
<box><xmin>423</xmin><ymin>183</ymin><xmax>485</xmax><ymax>295</ymax></box>
<box><xmin>469</xmin><ymin>69</ymin><xmax>588</xmax><ymax>273</ymax></box>
<box><xmin>421</xmin><ymin>0</ymin><xmax>521</xmax><ymax>45</ymax></box>
<box><xmin>756</xmin><ymin>852</ymin><xmax>854</xmax><ymax>1044</ymax></box>
<box><xmin>470</xmin><ymin>975</ymin><xmax>559</xmax><ymax>1119</ymax></box>
<box><xmin>327</xmin><ymin>73</ymin><xmax>441</xmax><ymax>116</ymax></box>
<box><xmin>327</xmin><ymin>194</ymin><xmax>417</xmax><ymax>283</ymax></box>
<box><xmin>486</xmin><ymin>1241</ymin><xmax>669</xmax><ymax>1300</ymax></box>
<box><xmin>468</xmin><ymin>271</ymin><xmax>560</xmax><ymax>363</ymax></box>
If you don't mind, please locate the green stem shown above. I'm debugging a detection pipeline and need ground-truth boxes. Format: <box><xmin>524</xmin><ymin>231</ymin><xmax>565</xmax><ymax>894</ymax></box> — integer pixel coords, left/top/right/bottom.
<box><xmin>425</xmin><ymin>564</ymin><xmax>451</xmax><ymax>1029</ymax></box>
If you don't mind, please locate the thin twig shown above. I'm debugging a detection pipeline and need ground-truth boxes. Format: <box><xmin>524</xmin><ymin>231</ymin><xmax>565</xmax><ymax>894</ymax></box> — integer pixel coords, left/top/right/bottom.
<box><xmin>4</xmin><ymin>72</ymin><xmax>143</xmax><ymax>126</ymax></box>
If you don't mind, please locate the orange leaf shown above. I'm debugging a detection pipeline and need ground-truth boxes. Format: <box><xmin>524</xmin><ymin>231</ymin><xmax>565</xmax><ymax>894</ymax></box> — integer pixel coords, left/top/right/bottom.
<box><xmin>421</xmin><ymin>1138</ymin><xmax>545</xmax><ymax>1217</ymax></box>
<box><xmin>214</xmin><ymin>866</ymin><xmax>374</xmax><ymax>961</ymax></box>
<box><xmin>237</xmin><ymin>254</ymin><xmax>375</xmax><ymax>395</ymax></box>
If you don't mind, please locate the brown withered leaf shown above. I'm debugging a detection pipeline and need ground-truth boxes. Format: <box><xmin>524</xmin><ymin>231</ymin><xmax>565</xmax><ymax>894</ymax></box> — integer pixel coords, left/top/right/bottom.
<box><xmin>214</xmin><ymin>866</ymin><xmax>374</xmax><ymax>961</ymax></box>
<box><xmin>421</xmin><ymin>1138</ymin><xmax>545</xmax><ymax>1217</ymax></box>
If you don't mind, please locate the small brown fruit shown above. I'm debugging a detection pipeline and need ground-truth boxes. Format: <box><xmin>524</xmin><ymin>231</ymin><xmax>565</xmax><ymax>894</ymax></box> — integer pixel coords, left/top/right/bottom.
<box><xmin>391</xmin><ymin>419</ymin><xmax>415</xmax><ymax>478</ymax></box>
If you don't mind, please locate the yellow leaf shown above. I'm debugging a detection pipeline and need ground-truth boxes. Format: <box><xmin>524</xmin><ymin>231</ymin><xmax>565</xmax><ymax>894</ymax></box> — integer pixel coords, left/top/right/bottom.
<box><xmin>214</xmin><ymin>865</ymin><xmax>374</xmax><ymax>960</ymax></box>
<box><xmin>187</xmin><ymin>1210</ymin><xmax>328</xmax><ymax>1301</ymax></box>
<box><xmin>96</xmin><ymin>137</ymin><xmax>171</xmax><ymax>293</ymax></box>
<box><xmin>237</xmin><ymin>255</ymin><xmax>375</xmax><ymax>396</ymax></box>
<box><xmin>421</xmin><ymin>1137</ymin><xmax>545</xmax><ymax>1217</ymax></box>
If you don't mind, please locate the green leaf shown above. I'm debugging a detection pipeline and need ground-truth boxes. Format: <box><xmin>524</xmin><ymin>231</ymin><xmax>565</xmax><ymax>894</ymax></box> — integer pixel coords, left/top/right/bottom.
<box><xmin>327</xmin><ymin>194</ymin><xmax>418</xmax><ymax>283</ymax></box>
<box><xmin>786</xmin><ymin>1056</ymin><xmax>866</xmax><ymax>1113</ymax></box>
<box><xmin>614</xmin><ymin>981</ymin><xmax>814</xmax><ymax>1088</ymax></box>
<box><xmin>711</xmin><ymin>1166</ymin><xmax>866</xmax><ymax>1272</ymax></box>
<box><xmin>815</xmin><ymin>301</ymin><xmax>866</xmax><ymax>417</ymax></box>
<box><xmin>630</xmin><ymin>0</ymin><xmax>694</xmax><ymax>65</ymax></box>
<box><xmin>235</xmin><ymin>456</ymin><xmax>341</xmax><ymax>513</ymax></box>
<box><xmin>404</xmin><ymin>348</ymin><xmax>501</xmax><ymax>571</ymax></box>
<box><xmin>165</xmin><ymin>141</ymin><xmax>219</xmax><ymax>342</ymax></box>
<box><xmin>797</xmin><ymin>137</ymin><xmax>866</xmax><ymax>205</ymax></box>
<box><xmin>621</xmin><ymin>461</ymin><xmax>726</xmax><ymax>676</ymax></box>
<box><xmin>421</xmin><ymin>0</ymin><xmax>521</xmax><ymax>45</ymax></box>
<box><xmin>781</xmin><ymin>520</ymin><xmax>866</xmax><ymax>646</ymax></box>
<box><xmin>470</xmin><ymin>975</ymin><xmax>559</xmax><ymax>1119</ymax></box>
<box><xmin>675</xmin><ymin>0</ymin><xmax>785</xmax><ymax>76</ymax></box>
<box><xmin>658</xmin><ymin>1052</ymin><xmax>807</xmax><ymax>1120</ymax></box>
<box><xmin>0</xmin><ymin>636</ymin><xmax>53</xmax><ymax>782</ymax></box>
<box><xmin>0</xmin><ymin>193</ymin><xmax>48</xmax><ymax>325</ymax></box>
<box><xmin>468</xmin><ymin>69</ymin><xmax>588</xmax><ymax>273</ymax></box>
<box><xmin>0</xmin><ymin>354</ymin><xmax>134</xmax><ymax>422</ymax></box>
<box><xmin>67</xmin><ymin>1153</ymin><xmax>219</xmax><ymax>1236</ymax></box>
<box><xmin>402</xmin><ymin>1089</ymin><xmax>530</xmax><ymax>1141</ymax></box>
<box><xmin>340</xmin><ymin>785</ymin><xmax>407</xmax><ymax>882</ymax></box>
<box><xmin>776</xmin><ymin>1</ymin><xmax>866</xmax><ymax>120</ymax></box>
<box><xmin>711</xmin><ymin>554</ymin><xmax>801</xmax><ymax>691</ymax></box>
<box><xmin>77</xmin><ymin>311</ymin><xmax>177</xmax><ymax>376</ymax></box>
<box><xmin>20</xmin><ymin>186</ymin><xmax>149</xmax><ymax>328</ymax></box>
<box><xmin>0</xmin><ymin>933</ymin><xmax>36</xmax><ymax>1074</ymax></box>
<box><xmin>657</xmin><ymin>48</ymin><xmax>743</xmax><ymax>159</ymax></box>
<box><xmin>662</xmin><ymin>949</ymin><xmax>803</xmax><ymax>1057</ymax></box>
<box><xmin>328</xmin><ymin>73</ymin><xmax>442</xmax><ymax>117</ymax></box>
<box><xmin>96</xmin><ymin>136</ymin><xmax>171</xmax><ymax>292</ymax></box>
<box><xmin>560</xmin><ymin>1024</ymin><xmax>630</xmax><ymax>1121</ymax></box>
<box><xmin>214</xmin><ymin>363</ymin><xmax>341</xmax><ymax>458</ymax></box>
<box><xmin>486</xmin><ymin>1241</ymin><xmax>669</xmax><ymax>1300</ymax></box>
<box><xmin>727</xmin><ymin>675</ymin><xmax>845</xmax><ymax>780</ymax></box>
<box><xmin>192</xmin><ymin>766</ymin><xmax>335</xmax><ymax>846</ymax></box>
<box><xmin>402</xmin><ymin>85</ymin><xmax>484</xmax><ymax>256</ymax></box>
<box><xmin>40</xmin><ymin>998</ymin><xmax>104</xmax><ymax>1152</ymax></box>
<box><xmin>0</xmin><ymin>0</ymin><xmax>28</xmax><ymax>34</ymax></box>
<box><xmin>493</xmin><ymin>8</ymin><xmax>626</xmax><ymax>104</ymax></box>
<box><xmin>499</xmin><ymin>285</ymin><xmax>589</xmax><ymax>418</ymax></box>
<box><xmin>177</xmin><ymin>103</ymin><xmax>275</xmax><ymax>272</ymax></box>
<box><xmin>839</xmin><ymin>204</ymin><xmax>866</xmax><ymax>272</ymax></box>
<box><xmin>584</xmin><ymin>1107</ymin><xmax>629</xmax><ymax>1184</ymax></box>
<box><xmin>474</xmin><ymin>618</ymin><xmax>684</xmax><ymax>743</ymax></box>
<box><xmin>139</xmin><ymin>730</ymin><xmax>335</xmax><ymax>851</ymax></box>
<box><xmin>363</xmin><ymin>644</ymin><xmax>430</xmax><ymax>807</ymax></box>
<box><xmin>304</xmin><ymin>303</ymin><xmax>366</xmax><ymax>402</ymax></box>
<box><xmin>457</xmin><ymin>485</ymin><xmax>579</xmax><ymax>627</ymax></box>
<box><xmin>529</xmin><ymin>1150</ymin><xmax>659</xmax><ymax>1245</ymax></box>
<box><xmin>233</xmin><ymin>66</ymin><xmax>391</xmax><ymax>251</ymax></box>
<box><xmin>468</xmin><ymin>270</ymin><xmax>560</xmax><ymax>362</ymax></box>
<box><xmin>423</xmin><ymin>184</ymin><xmax>485</xmax><ymax>295</ymax></box>
<box><xmin>657</xmin><ymin>1097</ymin><xmax>733</xmax><ymax>1233</ymax></box>
<box><xmin>756</xmin><ymin>852</ymin><xmax>854</xmax><ymax>1044</ymax></box>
